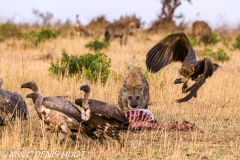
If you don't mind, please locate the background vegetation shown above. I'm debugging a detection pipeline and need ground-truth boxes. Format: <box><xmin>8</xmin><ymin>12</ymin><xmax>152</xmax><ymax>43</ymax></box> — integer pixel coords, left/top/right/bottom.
<box><xmin>0</xmin><ymin>8</ymin><xmax>240</xmax><ymax>159</ymax></box>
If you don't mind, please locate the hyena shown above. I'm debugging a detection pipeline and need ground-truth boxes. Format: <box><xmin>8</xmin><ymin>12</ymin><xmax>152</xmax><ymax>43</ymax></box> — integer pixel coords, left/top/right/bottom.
<box><xmin>74</xmin><ymin>15</ymin><xmax>90</xmax><ymax>36</ymax></box>
<box><xmin>192</xmin><ymin>20</ymin><xmax>212</xmax><ymax>45</ymax></box>
<box><xmin>118</xmin><ymin>67</ymin><xmax>150</xmax><ymax>111</ymax></box>
<box><xmin>104</xmin><ymin>17</ymin><xmax>140</xmax><ymax>46</ymax></box>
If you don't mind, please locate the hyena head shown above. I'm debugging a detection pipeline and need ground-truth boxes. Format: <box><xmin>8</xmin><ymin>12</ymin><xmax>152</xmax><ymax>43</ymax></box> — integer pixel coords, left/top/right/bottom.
<box><xmin>127</xmin><ymin>17</ymin><xmax>141</xmax><ymax>29</ymax></box>
<box><xmin>123</xmin><ymin>84</ymin><xmax>143</xmax><ymax>108</ymax></box>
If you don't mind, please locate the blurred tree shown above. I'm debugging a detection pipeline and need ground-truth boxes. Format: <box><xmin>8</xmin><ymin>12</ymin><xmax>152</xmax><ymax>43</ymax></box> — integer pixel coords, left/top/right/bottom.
<box><xmin>147</xmin><ymin>0</ymin><xmax>191</xmax><ymax>33</ymax></box>
<box><xmin>32</xmin><ymin>9</ymin><xmax>53</xmax><ymax>27</ymax></box>
<box><xmin>158</xmin><ymin>0</ymin><xmax>192</xmax><ymax>22</ymax></box>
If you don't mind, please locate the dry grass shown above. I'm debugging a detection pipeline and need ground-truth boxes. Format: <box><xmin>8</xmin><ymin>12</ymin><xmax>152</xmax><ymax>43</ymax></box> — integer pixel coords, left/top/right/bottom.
<box><xmin>0</xmin><ymin>32</ymin><xmax>240</xmax><ymax>160</ymax></box>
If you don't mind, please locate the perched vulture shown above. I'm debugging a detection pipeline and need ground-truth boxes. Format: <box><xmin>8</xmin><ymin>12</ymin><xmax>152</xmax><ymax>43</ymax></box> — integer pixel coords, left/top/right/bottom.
<box><xmin>21</xmin><ymin>81</ymin><xmax>98</xmax><ymax>141</ymax></box>
<box><xmin>146</xmin><ymin>32</ymin><xmax>219</xmax><ymax>102</ymax></box>
<box><xmin>75</xmin><ymin>84</ymin><xmax>129</xmax><ymax>146</ymax></box>
<box><xmin>0</xmin><ymin>78</ymin><xmax>28</xmax><ymax>125</ymax></box>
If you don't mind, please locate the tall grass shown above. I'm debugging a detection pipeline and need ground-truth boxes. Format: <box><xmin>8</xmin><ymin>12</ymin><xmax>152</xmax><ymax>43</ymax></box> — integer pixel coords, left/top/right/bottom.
<box><xmin>0</xmin><ymin>33</ymin><xmax>240</xmax><ymax>159</ymax></box>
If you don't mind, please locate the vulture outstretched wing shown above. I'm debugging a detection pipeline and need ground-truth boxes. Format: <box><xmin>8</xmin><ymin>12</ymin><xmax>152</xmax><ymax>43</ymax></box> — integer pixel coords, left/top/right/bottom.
<box><xmin>75</xmin><ymin>98</ymin><xmax>129</xmax><ymax>124</ymax></box>
<box><xmin>176</xmin><ymin>58</ymin><xmax>214</xmax><ymax>102</ymax></box>
<box><xmin>146</xmin><ymin>32</ymin><xmax>193</xmax><ymax>73</ymax></box>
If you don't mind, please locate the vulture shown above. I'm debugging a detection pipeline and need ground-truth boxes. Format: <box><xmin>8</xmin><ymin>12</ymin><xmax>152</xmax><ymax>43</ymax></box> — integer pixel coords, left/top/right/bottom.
<box><xmin>21</xmin><ymin>81</ymin><xmax>98</xmax><ymax>141</ymax></box>
<box><xmin>75</xmin><ymin>84</ymin><xmax>129</xmax><ymax>146</ymax></box>
<box><xmin>0</xmin><ymin>78</ymin><xmax>28</xmax><ymax>125</ymax></box>
<box><xmin>146</xmin><ymin>32</ymin><xmax>219</xmax><ymax>102</ymax></box>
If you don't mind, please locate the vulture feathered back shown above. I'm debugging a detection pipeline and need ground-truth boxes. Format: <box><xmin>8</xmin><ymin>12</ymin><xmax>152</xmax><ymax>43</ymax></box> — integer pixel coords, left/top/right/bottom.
<box><xmin>0</xmin><ymin>78</ymin><xmax>28</xmax><ymax>124</ymax></box>
<box><xmin>75</xmin><ymin>84</ymin><xmax>129</xmax><ymax>145</ymax></box>
<box><xmin>21</xmin><ymin>81</ymin><xmax>98</xmax><ymax>140</ymax></box>
<box><xmin>146</xmin><ymin>32</ymin><xmax>219</xmax><ymax>102</ymax></box>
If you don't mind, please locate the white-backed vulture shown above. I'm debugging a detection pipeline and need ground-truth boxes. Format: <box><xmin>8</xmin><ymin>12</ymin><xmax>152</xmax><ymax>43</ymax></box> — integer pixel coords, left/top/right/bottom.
<box><xmin>75</xmin><ymin>84</ymin><xmax>129</xmax><ymax>146</ymax></box>
<box><xmin>21</xmin><ymin>81</ymin><xmax>98</xmax><ymax>140</ymax></box>
<box><xmin>0</xmin><ymin>78</ymin><xmax>28</xmax><ymax>125</ymax></box>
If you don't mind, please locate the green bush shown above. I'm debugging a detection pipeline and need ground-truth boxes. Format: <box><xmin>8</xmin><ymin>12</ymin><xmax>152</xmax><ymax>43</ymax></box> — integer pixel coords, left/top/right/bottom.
<box><xmin>85</xmin><ymin>37</ymin><xmax>109</xmax><ymax>51</ymax></box>
<box><xmin>188</xmin><ymin>36</ymin><xmax>197</xmax><ymax>46</ymax></box>
<box><xmin>211</xmin><ymin>32</ymin><xmax>220</xmax><ymax>44</ymax></box>
<box><xmin>0</xmin><ymin>22</ymin><xmax>22</xmax><ymax>40</ymax></box>
<box><xmin>203</xmin><ymin>47</ymin><xmax>230</xmax><ymax>62</ymax></box>
<box><xmin>25</xmin><ymin>28</ymin><xmax>59</xmax><ymax>46</ymax></box>
<box><xmin>49</xmin><ymin>49</ymin><xmax>111</xmax><ymax>83</ymax></box>
<box><xmin>233</xmin><ymin>34</ymin><xmax>240</xmax><ymax>49</ymax></box>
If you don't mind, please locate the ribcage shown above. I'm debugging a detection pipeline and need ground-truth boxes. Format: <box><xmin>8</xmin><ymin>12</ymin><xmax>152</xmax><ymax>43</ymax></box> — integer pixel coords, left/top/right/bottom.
<box><xmin>123</xmin><ymin>109</ymin><xmax>203</xmax><ymax>132</ymax></box>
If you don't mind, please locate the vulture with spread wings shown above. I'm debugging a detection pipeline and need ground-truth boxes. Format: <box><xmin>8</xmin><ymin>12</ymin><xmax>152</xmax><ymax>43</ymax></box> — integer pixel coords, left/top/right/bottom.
<box><xmin>146</xmin><ymin>32</ymin><xmax>219</xmax><ymax>102</ymax></box>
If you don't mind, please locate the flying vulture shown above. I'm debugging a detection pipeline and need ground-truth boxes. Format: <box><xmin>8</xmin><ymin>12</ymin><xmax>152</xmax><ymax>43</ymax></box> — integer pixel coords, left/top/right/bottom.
<box><xmin>146</xmin><ymin>32</ymin><xmax>218</xmax><ymax>102</ymax></box>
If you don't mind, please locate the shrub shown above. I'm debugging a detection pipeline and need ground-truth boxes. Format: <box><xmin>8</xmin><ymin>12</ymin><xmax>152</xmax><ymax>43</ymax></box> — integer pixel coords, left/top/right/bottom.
<box><xmin>203</xmin><ymin>47</ymin><xmax>230</xmax><ymax>62</ymax></box>
<box><xmin>85</xmin><ymin>37</ymin><xmax>109</xmax><ymax>51</ymax></box>
<box><xmin>211</xmin><ymin>32</ymin><xmax>220</xmax><ymax>44</ymax></box>
<box><xmin>188</xmin><ymin>36</ymin><xmax>197</xmax><ymax>46</ymax></box>
<box><xmin>0</xmin><ymin>22</ymin><xmax>22</xmax><ymax>40</ymax></box>
<box><xmin>24</xmin><ymin>28</ymin><xmax>59</xmax><ymax>46</ymax></box>
<box><xmin>36</xmin><ymin>28</ymin><xmax>59</xmax><ymax>43</ymax></box>
<box><xmin>49</xmin><ymin>49</ymin><xmax>111</xmax><ymax>83</ymax></box>
<box><xmin>233</xmin><ymin>34</ymin><xmax>240</xmax><ymax>49</ymax></box>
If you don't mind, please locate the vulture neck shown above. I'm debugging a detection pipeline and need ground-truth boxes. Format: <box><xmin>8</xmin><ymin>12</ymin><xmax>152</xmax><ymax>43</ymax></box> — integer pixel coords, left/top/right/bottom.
<box><xmin>32</xmin><ymin>84</ymin><xmax>39</xmax><ymax>92</ymax></box>
<box><xmin>0</xmin><ymin>78</ymin><xmax>3</xmax><ymax>88</ymax></box>
<box><xmin>82</xmin><ymin>91</ymin><xmax>90</xmax><ymax>110</ymax></box>
<box><xmin>33</xmin><ymin>94</ymin><xmax>43</xmax><ymax>109</ymax></box>
<box><xmin>183</xmin><ymin>46</ymin><xmax>197</xmax><ymax>64</ymax></box>
<box><xmin>76</xmin><ymin>15</ymin><xmax>80</xmax><ymax>24</ymax></box>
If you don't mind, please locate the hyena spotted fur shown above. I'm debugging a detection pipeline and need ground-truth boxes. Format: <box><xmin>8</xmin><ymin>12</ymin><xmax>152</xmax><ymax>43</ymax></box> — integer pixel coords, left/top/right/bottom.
<box><xmin>192</xmin><ymin>20</ymin><xmax>212</xmax><ymax>45</ymax></box>
<box><xmin>104</xmin><ymin>17</ymin><xmax>140</xmax><ymax>46</ymax></box>
<box><xmin>118</xmin><ymin>67</ymin><xmax>150</xmax><ymax>111</ymax></box>
<box><xmin>74</xmin><ymin>15</ymin><xmax>90</xmax><ymax>36</ymax></box>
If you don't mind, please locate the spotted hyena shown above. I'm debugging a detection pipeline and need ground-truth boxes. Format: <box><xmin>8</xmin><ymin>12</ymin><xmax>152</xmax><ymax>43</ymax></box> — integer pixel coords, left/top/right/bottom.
<box><xmin>104</xmin><ymin>17</ymin><xmax>140</xmax><ymax>46</ymax></box>
<box><xmin>192</xmin><ymin>20</ymin><xmax>212</xmax><ymax>45</ymax></box>
<box><xmin>118</xmin><ymin>67</ymin><xmax>150</xmax><ymax>111</ymax></box>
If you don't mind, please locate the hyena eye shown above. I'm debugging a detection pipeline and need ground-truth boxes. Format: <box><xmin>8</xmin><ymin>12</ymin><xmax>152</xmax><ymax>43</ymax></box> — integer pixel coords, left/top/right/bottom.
<box><xmin>136</xmin><ymin>96</ymin><xmax>140</xmax><ymax>100</ymax></box>
<box><xmin>128</xmin><ymin>96</ymin><xmax>132</xmax><ymax>100</ymax></box>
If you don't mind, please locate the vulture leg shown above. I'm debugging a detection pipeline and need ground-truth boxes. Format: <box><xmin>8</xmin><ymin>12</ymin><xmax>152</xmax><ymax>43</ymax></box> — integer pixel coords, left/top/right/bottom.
<box><xmin>105</xmin><ymin>127</ymin><xmax>124</xmax><ymax>147</ymax></box>
<box><xmin>182</xmin><ymin>82</ymin><xmax>188</xmax><ymax>93</ymax></box>
<box><xmin>0</xmin><ymin>116</ymin><xmax>5</xmax><ymax>126</ymax></box>
<box><xmin>99</xmin><ymin>132</ymin><xmax>106</xmax><ymax>144</ymax></box>
<box><xmin>182</xmin><ymin>78</ymin><xmax>190</xmax><ymax>93</ymax></box>
<box><xmin>194</xmin><ymin>93</ymin><xmax>197</xmax><ymax>98</ymax></box>
<box><xmin>59</xmin><ymin>123</ymin><xmax>75</xmax><ymax>143</ymax></box>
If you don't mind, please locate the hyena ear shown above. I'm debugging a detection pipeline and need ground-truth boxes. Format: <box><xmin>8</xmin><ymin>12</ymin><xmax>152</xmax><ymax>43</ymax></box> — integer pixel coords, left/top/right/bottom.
<box><xmin>123</xmin><ymin>83</ymin><xmax>130</xmax><ymax>91</ymax></box>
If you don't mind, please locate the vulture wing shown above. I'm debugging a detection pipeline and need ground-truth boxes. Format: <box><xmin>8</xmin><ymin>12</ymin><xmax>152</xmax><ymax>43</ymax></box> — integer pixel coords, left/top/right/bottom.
<box><xmin>146</xmin><ymin>32</ymin><xmax>193</xmax><ymax>73</ymax></box>
<box><xmin>42</xmin><ymin>96</ymin><xmax>83</xmax><ymax>122</ymax></box>
<box><xmin>75</xmin><ymin>98</ymin><xmax>129</xmax><ymax>124</ymax></box>
<box><xmin>0</xmin><ymin>89</ymin><xmax>28</xmax><ymax>119</ymax></box>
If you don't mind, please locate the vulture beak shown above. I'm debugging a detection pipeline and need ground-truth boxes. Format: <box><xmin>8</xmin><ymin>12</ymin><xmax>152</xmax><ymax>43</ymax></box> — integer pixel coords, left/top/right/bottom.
<box><xmin>80</xmin><ymin>84</ymin><xmax>90</xmax><ymax>93</ymax></box>
<box><xmin>26</xmin><ymin>93</ymin><xmax>32</xmax><ymax>98</ymax></box>
<box><xmin>21</xmin><ymin>83</ymin><xmax>28</xmax><ymax>88</ymax></box>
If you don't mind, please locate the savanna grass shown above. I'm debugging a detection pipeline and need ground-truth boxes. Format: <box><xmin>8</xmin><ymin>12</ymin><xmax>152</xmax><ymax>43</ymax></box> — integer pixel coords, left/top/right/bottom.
<box><xmin>0</xmin><ymin>31</ymin><xmax>240</xmax><ymax>159</ymax></box>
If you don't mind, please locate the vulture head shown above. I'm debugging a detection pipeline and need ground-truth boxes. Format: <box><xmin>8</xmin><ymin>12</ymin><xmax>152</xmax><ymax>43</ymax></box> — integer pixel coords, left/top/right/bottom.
<box><xmin>21</xmin><ymin>81</ymin><xmax>39</xmax><ymax>92</ymax></box>
<box><xmin>80</xmin><ymin>84</ymin><xmax>91</xmax><ymax>93</ymax></box>
<box><xmin>26</xmin><ymin>92</ymin><xmax>39</xmax><ymax>99</ymax></box>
